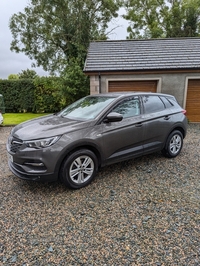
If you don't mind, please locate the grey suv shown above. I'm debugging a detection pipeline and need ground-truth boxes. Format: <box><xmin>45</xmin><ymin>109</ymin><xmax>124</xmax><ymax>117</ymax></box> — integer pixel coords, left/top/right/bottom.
<box><xmin>7</xmin><ymin>92</ymin><xmax>187</xmax><ymax>188</ymax></box>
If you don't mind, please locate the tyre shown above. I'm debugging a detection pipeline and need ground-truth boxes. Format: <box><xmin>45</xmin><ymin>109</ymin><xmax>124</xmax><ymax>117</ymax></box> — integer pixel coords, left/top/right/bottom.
<box><xmin>60</xmin><ymin>149</ymin><xmax>98</xmax><ymax>189</ymax></box>
<box><xmin>162</xmin><ymin>130</ymin><xmax>183</xmax><ymax>158</ymax></box>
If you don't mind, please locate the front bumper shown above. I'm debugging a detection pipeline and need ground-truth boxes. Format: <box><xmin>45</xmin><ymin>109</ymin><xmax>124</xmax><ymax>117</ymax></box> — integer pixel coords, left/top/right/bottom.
<box><xmin>6</xmin><ymin>134</ymin><xmax>63</xmax><ymax>183</ymax></box>
<box><xmin>8</xmin><ymin>159</ymin><xmax>58</xmax><ymax>182</ymax></box>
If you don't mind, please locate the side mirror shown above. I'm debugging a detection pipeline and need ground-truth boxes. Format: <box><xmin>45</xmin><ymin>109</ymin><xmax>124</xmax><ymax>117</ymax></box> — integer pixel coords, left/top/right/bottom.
<box><xmin>104</xmin><ymin>112</ymin><xmax>123</xmax><ymax>123</ymax></box>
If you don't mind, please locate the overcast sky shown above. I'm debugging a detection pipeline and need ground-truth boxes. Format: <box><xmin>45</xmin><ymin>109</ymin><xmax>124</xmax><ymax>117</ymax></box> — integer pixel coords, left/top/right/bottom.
<box><xmin>0</xmin><ymin>1</ymin><xmax>128</xmax><ymax>79</ymax></box>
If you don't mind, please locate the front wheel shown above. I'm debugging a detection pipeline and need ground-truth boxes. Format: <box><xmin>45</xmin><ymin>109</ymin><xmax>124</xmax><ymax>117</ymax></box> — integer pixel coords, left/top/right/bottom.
<box><xmin>162</xmin><ymin>130</ymin><xmax>183</xmax><ymax>158</ymax></box>
<box><xmin>60</xmin><ymin>149</ymin><xmax>98</xmax><ymax>189</ymax></box>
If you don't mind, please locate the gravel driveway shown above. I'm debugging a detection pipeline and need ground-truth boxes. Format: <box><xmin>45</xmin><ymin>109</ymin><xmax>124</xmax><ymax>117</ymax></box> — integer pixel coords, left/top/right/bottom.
<box><xmin>0</xmin><ymin>125</ymin><xmax>199</xmax><ymax>265</ymax></box>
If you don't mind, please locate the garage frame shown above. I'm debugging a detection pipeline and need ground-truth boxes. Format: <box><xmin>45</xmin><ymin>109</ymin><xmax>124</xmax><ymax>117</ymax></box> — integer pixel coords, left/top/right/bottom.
<box><xmin>183</xmin><ymin>76</ymin><xmax>200</xmax><ymax>109</ymax></box>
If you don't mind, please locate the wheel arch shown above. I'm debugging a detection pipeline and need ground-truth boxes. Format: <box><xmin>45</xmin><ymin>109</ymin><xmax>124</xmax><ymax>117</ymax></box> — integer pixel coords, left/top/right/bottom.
<box><xmin>162</xmin><ymin>126</ymin><xmax>185</xmax><ymax>151</ymax></box>
<box><xmin>162</xmin><ymin>127</ymin><xmax>184</xmax><ymax>158</ymax></box>
<box><xmin>55</xmin><ymin>143</ymin><xmax>102</xmax><ymax>179</ymax></box>
<box><xmin>169</xmin><ymin>126</ymin><xmax>186</xmax><ymax>139</ymax></box>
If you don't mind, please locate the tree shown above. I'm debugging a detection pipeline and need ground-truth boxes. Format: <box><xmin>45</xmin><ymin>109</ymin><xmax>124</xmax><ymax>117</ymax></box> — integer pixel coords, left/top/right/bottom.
<box><xmin>61</xmin><ymin>59</ymin><xmax>90</xmax><ymax>105</ymax></box>
<box><xmin>123</xmin><ymin>0</ymin><xmax>200</xmax><ymax>39</ymax></box>
<box><xmin>18</xmin><ymin>69</ymin><xmax>38</xmax><ymax>79</ymax></box>
<box><xmin>8</xmin><ymin>74</ymin><xmax>19</xmax><ymax>80</ymax></box>
<box><xmin>181</xmin><ymin>0</ymin><xmax>199</xmax><ymax>37</ymax></box>
<box><xmin>9</xmin><ymin>0</ymin><xmax>122</xmax><ymax>74</ymax></box>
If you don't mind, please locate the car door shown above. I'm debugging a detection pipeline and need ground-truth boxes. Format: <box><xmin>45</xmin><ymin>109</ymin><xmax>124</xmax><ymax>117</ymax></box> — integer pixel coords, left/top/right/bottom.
<box><xmin>100</xmin><ymin>96</ymin><xmax>145</xmax><ymax>165</ymax></box>
<box><xmin>141</xmin><ymin>95</ymin><xmax>174</xmax><ymax>154</ymax></box>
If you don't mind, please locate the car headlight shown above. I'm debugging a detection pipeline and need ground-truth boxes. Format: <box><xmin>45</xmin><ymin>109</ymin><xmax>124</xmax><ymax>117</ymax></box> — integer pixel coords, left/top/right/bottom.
<box><xmin>25</xmin><ymin>136</ymin><xmax>60</xmax><ymax>149</ymax></box>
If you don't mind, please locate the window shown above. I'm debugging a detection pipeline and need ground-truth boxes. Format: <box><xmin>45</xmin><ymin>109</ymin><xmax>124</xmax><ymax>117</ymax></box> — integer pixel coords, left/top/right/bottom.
<box><xmin>160</xmin><ymin>96</ymin><xmax>173</xmax><ymax>108</ymax></box>
<box><xmin>112</xmin><ymin>97</ymin><xmax>141</xmax><ymax>118</ymax></box>
<box><xmin>59</xmin><ymin>96</ymin><xmax>116</xmax><ymax>120</ymax></box>
<box><xmin>142</xmin><ymin>96</ymin><xmax>165</xmax><ymax>113</ymax></box>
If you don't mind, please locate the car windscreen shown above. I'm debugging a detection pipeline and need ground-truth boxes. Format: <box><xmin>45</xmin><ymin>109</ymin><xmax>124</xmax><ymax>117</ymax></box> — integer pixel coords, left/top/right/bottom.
<box><xmin>59</xmin><ymin>96</ymin><xmax>116</xmax><ymax>120</ymax></box>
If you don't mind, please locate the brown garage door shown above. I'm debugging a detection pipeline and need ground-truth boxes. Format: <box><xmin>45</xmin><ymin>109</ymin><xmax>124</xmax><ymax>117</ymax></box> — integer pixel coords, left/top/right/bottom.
<box><xmin>186</xmin><ymin>79</ymin><xmax>200</xmax><ymax>122</ymax></box>
<box><xmin>108</xmin><ymin>80</ymin><xmax>157</xmax><ymax>93</ymax></box>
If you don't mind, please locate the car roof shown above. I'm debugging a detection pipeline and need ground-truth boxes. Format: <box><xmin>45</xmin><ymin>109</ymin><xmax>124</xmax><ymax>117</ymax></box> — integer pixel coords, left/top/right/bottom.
<box><xmin>88</xmin><ymin>91</ymin><xmax>175</xmax><ymax>99</ymax></box>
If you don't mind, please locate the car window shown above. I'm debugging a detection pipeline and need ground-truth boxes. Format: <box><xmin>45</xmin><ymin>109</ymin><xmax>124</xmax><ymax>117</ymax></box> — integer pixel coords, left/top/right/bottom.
<box><xmin>112</xmin><ymin>97</ymin><xmax>141</xmax><ymax>118</ymax></box>
<box><xmin>166</xmin><ymin>97</ymin><xmax>178</xmax><ymax>106</ymax></box>
<box><xmin>142</xmin><ymin>95</ymin><xmax>165</xmax><ymax>113</ymax></box>
<box><xmin>160</xmin><ymin>96</ymin><xmax>174</xmax><ymax>108</ymax></box>
<box><xmin>59</xmin><ymin>96</ymin><xmax>116</xmax><ymax>120</ymax></box>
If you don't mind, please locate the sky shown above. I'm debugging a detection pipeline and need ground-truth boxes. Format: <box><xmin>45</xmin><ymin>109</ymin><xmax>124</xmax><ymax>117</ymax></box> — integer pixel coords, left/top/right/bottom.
<box><xmin>0</xmin><ymin>1</ymin><xmax>129</xmax><ymax>79</ymax></box>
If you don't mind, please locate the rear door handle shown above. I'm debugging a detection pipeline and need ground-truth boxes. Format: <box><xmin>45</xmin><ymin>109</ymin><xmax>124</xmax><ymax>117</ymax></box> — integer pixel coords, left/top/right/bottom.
<box><xmin>164</xmin><ymin>116</ymin><xmax>170</xmax><ymax>120</ymax></box>
<box><xmin>135</xmin><ymin>122</ymin><xmax>143</xmax><ymax>127</ymax></box>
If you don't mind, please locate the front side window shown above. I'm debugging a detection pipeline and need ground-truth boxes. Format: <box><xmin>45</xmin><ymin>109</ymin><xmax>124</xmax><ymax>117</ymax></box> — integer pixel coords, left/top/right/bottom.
<box><xmin>142</xmin><ymin>96</ymin><xmax>165</xmax><ymax>114</ymax></box>
<box><xmin>112</xmin><ymin>97</ymin><xmax>141</xmax><ymax>118</ymax></box>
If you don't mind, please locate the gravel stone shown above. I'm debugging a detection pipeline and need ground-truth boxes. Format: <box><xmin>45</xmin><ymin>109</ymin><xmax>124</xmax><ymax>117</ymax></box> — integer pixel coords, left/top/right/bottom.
<box><xmin>0</xmin><ymin>124</ymin><xmax>200</xmax><ymax>265</ymax></box>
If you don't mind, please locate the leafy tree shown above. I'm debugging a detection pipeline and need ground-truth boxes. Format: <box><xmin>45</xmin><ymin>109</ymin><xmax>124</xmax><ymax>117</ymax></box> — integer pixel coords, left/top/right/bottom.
<box><xmin>18</xmin><ymin>69</ymin><xmax>38</xmax><ymax>79</ymax></box>
<box><xmin>61</xmin><ymin>59</ymin><xmax>90</xmax><ymax>105</ymax></box>
<box><xmin>33</xmin><ymin>76</ymin><xmax>63</xmax><ymax>112</ymax></box>
<box><xmin>124</xmin><ymin>0</ymin><xmax>165</xmax><ymax>38</ymax></box>
<box><xmin>123</xmin><ymin>0</ymin><xmax>200</xmax><ymax>38</ymax></box>
<box><xmin>181</xmin><ymin>1</ymin><xmax>199</xmax><ymax>37</ymax></box>
<box><xmin>8</xmin><ymin>74</ymin><xmax>19</xmax><ymax>80</ymax></box>
<box><xmin>165</xmin><ymin>0</ymin><xmax>200</xmax><ymax>37</ymax></box>
<box><xmin>9</xmin><ymin>0</ymin><xmax>121</xmax><ymax>74</ymax></box>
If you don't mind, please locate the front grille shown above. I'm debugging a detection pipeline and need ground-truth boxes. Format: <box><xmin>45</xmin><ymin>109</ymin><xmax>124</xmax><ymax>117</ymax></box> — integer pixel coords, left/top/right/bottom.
<box><xmin>9</xmin><ymin>137</ymin><xmax>23</xmax><ymax>153</ymax></box>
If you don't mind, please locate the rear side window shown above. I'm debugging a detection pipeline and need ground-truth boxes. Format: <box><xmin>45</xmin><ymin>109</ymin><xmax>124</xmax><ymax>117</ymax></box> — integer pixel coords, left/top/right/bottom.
<box><xmin>160</xmin><ymin>96</ymin><xmax>174</xmax><ymax>108</ymax></box>
<box><xmin>142</xmin><ymin>96</ymin><xmax>165</xmax><ymax>113</ymax></box>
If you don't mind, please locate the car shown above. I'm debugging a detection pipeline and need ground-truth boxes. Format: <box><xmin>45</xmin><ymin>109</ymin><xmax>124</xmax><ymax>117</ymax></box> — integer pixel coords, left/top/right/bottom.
<box><xmin>0</xmin><ymin>94</ymin><xmax>5</xmax><ymax>125</ymax></box>
<box><xmin>7</xmin><ymin>92</ymin><xmax>187</xmax><ymax>189</ymax></box>
<box><xmin>0</xmin><ymin>112</ymin><xmax>3</xmax><ymax>125</ymax></box>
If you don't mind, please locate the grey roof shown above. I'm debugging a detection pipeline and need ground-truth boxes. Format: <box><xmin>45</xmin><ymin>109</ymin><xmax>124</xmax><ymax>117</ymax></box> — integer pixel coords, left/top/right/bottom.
<box><xmin>84</xmin><ymin>38</ymin><xmax>200</xmax><ymax>72</ymax></box>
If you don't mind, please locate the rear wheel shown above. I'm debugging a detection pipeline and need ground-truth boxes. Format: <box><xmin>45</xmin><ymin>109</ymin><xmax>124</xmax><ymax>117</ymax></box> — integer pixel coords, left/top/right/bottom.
<box><xmin>60</xmin><ymin>149</ymin><xmax>98</xmax><ymax>189</ymax></box>
<box><xmin>162</xmin><ymin>130</ymin><xmax>183</xmax><ymax>158</ymax></box>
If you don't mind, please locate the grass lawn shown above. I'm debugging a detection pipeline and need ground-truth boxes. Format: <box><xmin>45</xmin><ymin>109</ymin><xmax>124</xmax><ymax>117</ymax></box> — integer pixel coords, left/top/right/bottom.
<box><xmin>2</xmin><ymin>113</ymin><xmax>50</xmax><ymax>126</ymax></box>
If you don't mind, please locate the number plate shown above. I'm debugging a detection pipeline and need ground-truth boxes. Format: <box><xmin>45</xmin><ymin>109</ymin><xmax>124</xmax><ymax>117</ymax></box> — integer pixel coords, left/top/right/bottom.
<box><xmin>8</xmin><ymin>153</ymin><xmax>13</xmax><ymax>163</ymax></box>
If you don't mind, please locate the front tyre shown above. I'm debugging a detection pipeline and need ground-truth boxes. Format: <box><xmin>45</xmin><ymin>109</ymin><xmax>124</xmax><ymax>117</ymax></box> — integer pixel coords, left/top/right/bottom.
<box><xmin>162</xmin><ymin>130</ymin><xmax>183</xmax><ymax>158</ymax></box>
<box><xmin>60</xmin><ymin>149</ymin><xmax>98</xmax><ymax>189</ymax></box>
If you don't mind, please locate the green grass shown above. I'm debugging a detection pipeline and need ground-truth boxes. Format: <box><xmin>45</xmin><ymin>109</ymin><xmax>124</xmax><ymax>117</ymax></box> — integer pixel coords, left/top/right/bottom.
<box><xmin>2</xmin><ymin>113</ymin><xmax>51</xmax><ymax>126</ymax></box>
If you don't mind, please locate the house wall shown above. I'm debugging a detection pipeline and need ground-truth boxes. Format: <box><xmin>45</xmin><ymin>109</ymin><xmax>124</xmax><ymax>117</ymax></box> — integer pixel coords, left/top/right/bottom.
<box><xmin>90</xmin><ymin>72</ymin><xmax>200</xmax><ymax>108</ymax></box>
<box><xmin>90</xmin><ymin>76</ymin><xmax>100</xmax><ymax>94</ymax></box>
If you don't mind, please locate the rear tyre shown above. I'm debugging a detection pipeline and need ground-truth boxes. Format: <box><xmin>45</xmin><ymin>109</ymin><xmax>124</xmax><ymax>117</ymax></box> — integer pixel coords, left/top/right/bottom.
<box><xmin>60</xmin><ymin>149</ymin><xmax>98</xmax><ymax>189</ymax></box>
<box><xmin>162</xmin><ymin>130</ymin><xmax>183</xmax><ymax>158</ymax></box>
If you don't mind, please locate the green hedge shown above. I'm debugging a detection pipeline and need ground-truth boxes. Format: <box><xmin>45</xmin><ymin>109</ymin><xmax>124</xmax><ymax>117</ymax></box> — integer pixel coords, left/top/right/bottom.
<box><xmin>33</xmin><ymin>77</ymin><xmax>64</xmax><ymax>113</ymax></box>
<box><xmin>0</xmin><ymin>79</ymin><xmax>35</xmax><ymax>112</ymax></box>
<box><xmin>0</xmin><ymin>78</ymin><xmax>64</xmax><ymax>113</ymax></box>
<box><xmin>0</xmin><ymin>73</ymin><xmax>89</xmax><ymax>113</ymax></box>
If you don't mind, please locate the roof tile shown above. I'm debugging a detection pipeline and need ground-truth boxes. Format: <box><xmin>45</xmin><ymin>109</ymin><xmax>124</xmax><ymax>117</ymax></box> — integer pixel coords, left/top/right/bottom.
<box><xmin>84</xmin><ymin>38</ymin><xmax>200</xmax><ymax>72</ymax></box>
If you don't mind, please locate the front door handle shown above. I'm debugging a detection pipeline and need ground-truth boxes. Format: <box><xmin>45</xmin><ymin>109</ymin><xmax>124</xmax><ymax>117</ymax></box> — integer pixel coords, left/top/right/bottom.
<box><xmin>164</xmin><ymin>116</ymin><xmax>170</xmax><ymax>120</ymax></box>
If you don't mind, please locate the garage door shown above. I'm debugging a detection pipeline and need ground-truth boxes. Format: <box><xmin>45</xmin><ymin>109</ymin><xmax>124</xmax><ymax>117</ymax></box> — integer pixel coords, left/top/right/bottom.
<box><xmin>186</xmin><ymin>79</ymin><xmax>200</xmax><ymax>122</ymax></box>
<box><xmin>108</xmin><ymin>80</ymin><xmax>157</xmax><ymax>93</ymax></box>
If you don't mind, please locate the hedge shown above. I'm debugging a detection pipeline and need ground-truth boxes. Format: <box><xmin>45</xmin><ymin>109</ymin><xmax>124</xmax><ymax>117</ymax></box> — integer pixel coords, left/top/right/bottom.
<box><xmin>0</xmin><ymin>77</ymin><xmax>64</xmax><ymax>113</ymax></box>
<box><xmin>0</xmin><ymin>79</ymin><xmax>35</xmax><ymax>113</ymax></box>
